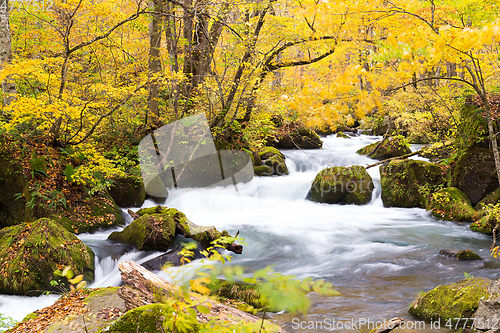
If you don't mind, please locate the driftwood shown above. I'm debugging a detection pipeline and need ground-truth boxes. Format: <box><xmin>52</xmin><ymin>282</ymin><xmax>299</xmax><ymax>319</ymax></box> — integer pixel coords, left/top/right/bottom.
<box><xmin>365</xmin><ymin>150</ymin><xmax>420</xmax><ymax>169</ymax></box>
<box><xmin>370</xmin><ymin>317</ymin><xmax>404</xmax><ymax>333</ymax></box>
<box><xmin>127</xmin><ymin>209</ymin><xmax>140</xmax><ymax>220</ymax></box>
<box><xmin>118</xmin><ymin>260</ymin><xmax>289</xmax><ymax>332</ymax></box>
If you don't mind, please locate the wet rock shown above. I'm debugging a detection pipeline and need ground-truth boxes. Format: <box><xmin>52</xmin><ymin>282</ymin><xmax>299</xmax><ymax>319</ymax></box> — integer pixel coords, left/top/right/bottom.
<box><xmin>108</xmin><ymin>214</ymin><xmax>176</xmax><ymax>251</ymax></box>
<box><xmin>439</xmin><ymin>249</ymin><xmax>482</xmax><ymax>260</ymax></box>
<box><xmin>0</xmin><ymin>218</ymin><xmax>94</xmax><ymax>295</ymax></box>
<box><xmin>380</xmin><ymin>159</ymin><xmax>448</xmax><ymax>208</ymax></box>
<box><xmin>408</xmin><ymin>277</ymin><xmax>491</xmax><ymax>324</ymax></box>
<box><xmin>470</xmin><ymin>208</ymin><xmax>499</xmax><ymax>235</ymax></box>
<box><xmin>108</xmin><ymin>175</ymin><xmax>146</xmax><ymax>208</ymax></box>
<box><xmin>372</xmin><ymin>116</ymin><xmax>397</xmax><ymax>136</ymax></box>
<box><xmin>476</xmin><ymin>188</ymin><xmax>500</xmax><ymax>210</ymax></box>
<box><xmin>336</xmin><ymin>132</ymin><xmax>351</xmax><ymax>139</ymax></box>
<box><xmin>474</xmin><ymin>279</ymin><xmax>500</xmax><ymax>331</ymax></box>
<box><xmin>141</xmin><ymin>244</ymin><xmax>206</xmax><ymax>270</ymax></box>
<box><xmin>426</xmin><ymin>187</ymin><xmax>477</xmax><ymax>222</ymax></box>
<box><xmin>306</xmin><ymin>166</ymin><xmax>374</xmax><ymax>205</ymax></box>
<box><xmin>452</xmin><ymin>146</ymin><xmax>499</xmax><ymax>206</ymax></box>
<box><xmin>356</xmin><ymin>135</ymin><xmax>411</xmax><ymax>160</ymax></box>
<box><xmin>270</xmin><ymin>126</ymin><xmax>322</xmax><ymax>149</ymax></box>
<box><xmin>254</xmin><ymin>147</ymin><xmax>288</xmax><ymax>176</ymax></box>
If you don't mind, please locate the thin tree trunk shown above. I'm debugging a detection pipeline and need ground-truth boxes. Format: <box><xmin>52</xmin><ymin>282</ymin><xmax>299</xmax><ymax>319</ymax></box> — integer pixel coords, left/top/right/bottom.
<box><xmin>147</xmin><ymin>0</ymin><xmax>164</xmax><ymax>122</ymax></box>
<box><xmin>0</xmin><ymin>0</ymin><xmax>16</xmax><ymax>106</ymax></box>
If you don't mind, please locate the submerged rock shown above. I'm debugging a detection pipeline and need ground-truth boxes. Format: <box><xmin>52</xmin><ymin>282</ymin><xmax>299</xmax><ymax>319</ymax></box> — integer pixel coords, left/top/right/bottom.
<box><xmin>0</xmin><ymin>218</ymin><xmax>94</xmax><ymax>295</ymax></box>
<box><xmin>108</xmin><ymin>175</ymin><xmax>146</xmax><ymax>208</ymax></box>
<box><xmin>356</xmin><ymin>135</ymin><xmax>411</xmax><ymax>160</ymax></box>
<box><xmin>408</xmin><ymin>277</ymin><xmax>491</xmax><ymax>324</ymax></box>
<box><xmin>380</xmin><ymin>159</ymin><xmax>448</xmax><ymax>208</ymax></box>
<box><xmin>426</xmin><ymin>187</ymin><xmax>476</xmax><ymax>222</ymax></box>
<box><xmin>108</xmin><ymin>214</ymin><xmax>176</xmax><ymax>251</ymax></box>
<box><xmin>306</xmin><ymin>166</ymin><xmax>374</xmax><ymax>205</ymax></box>
<box><xmin>439</xmin><ymin>249</ymin><xmax>482</xmax><ymax>261</ymax></box>
<box><xmin>452</xmin><ymin>146</ymin><xmax>498</xmax><ymax>205</ymax></box>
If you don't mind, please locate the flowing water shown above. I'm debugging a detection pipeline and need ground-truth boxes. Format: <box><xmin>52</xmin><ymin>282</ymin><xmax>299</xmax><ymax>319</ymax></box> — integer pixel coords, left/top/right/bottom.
<box><xmin>1</xmin><ymin>134</ymin><xmax>498</xmax><ymax>333</ymax></box>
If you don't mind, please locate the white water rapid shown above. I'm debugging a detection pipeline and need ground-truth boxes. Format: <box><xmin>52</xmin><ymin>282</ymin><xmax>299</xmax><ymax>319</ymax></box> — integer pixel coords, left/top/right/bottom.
<box><xmin>1</xmin><ymin>134</ymin><xmax>497</xmax><ymax>333</ymax></box>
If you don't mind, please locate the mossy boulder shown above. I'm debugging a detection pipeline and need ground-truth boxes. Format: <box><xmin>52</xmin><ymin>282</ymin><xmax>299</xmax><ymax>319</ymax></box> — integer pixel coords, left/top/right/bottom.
<box><xmin>372</xmin><ymin>116</ymin><xmax>397</xmax><ymax>136</ymax></box>
<box><xmin>452</xmin><ymin>146</ymin><xmax>499</xmax><ymax>205</ymax></box>
<box><xmin>270</xmin><ymin>126</ymin><xmax>322</xmax><ymax>149</ymax></box>
<box><xmin>473</xmin><ymin>279</ymin><xmax>500</xmax><ymax>331</ymax></box>
<box><xmin>439</xmin><ymin>249</ymin><xmax>482</xmax><ymax>260</ymax></box>
<box><xmin>418</xmin><ymin>141</ymin><xmax>455</xmax><ymax>162</ymax></box>
<box><xmin>357</xmin><ymin>135</ymin><xmax>411</xmax><ymax>160</ymax></box>
<box><xmin>380</xmin><ymin>159</ymin><xmax>448</xmax><ymax>208</ymax></box>
<box><xmin>426</xmin><ymin>187</ymin><xmax>477</xmax><ymax>222</ymax></box>
<box><xmin>108</xmin><ymin>214</ymin><xmax>176</xmax><ymax>251</ymax></box>
<box><xmin>475</xmin><ymin>188</ymin><xmax>500</xmax><ymax>210</ymax></box>
<box><xmin>470</xmin><ymin>208</ymin><xmax>499</xmax><ymax>235</ymax></box>
<box><xmin>208</xmin><ymin>280</ymin><xmax>264</xmax><ymax>310</ymax></box>
<box><xmin>336</xmin><ymin>132</ymin><xmax>351</xmax><ymax>139</ymax></box>
<box><xmin>408</xmin><ymin>277</ymin><xmax>491</xmax><ymax>324</ymax></box>
<box><xmin>254</xmin><ymin>147</ymin><xmax>288</xmax><ymax>176</ymax></box>
<box><xmin>108</xmin><ymin>175</ymin><xmax>146</xmax><ymax>208</ymax></box>
<box><xmin>306</xmin><ymin>166</ymin><xmax>374</xmax><ymax>205</ymax></box>
<box><xmin>51</xmin><ymin>191</ymin><xmax>125</xmax><ymax>234</ymax></box>
<box><xmin>0</xmin><ymin>218</ymin><xmax>94</xmax><ymax>295</ymax></box>
<box><xmin>0</xmin><ymin>151</ymin><xmax>33</xmax><ymax>228</ymax></box>
<box><xmin>107</xmin><ymin>303</ymin><xmax>199</xmax><ymax>333</ymax></box>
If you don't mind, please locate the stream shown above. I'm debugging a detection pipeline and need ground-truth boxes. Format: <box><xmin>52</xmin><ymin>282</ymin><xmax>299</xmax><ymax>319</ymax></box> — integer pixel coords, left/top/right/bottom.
<box><xmin>1</xmin><ymin>134</ymin><xmax>498</xmax><ymax>332</ymax></box>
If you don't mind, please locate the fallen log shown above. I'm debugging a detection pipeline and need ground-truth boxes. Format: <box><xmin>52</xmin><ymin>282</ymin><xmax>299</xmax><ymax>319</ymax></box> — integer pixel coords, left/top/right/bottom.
<box><xmin>118</xmin><ymin>260</ymin><xmax>289</xmax><ymax>332</ymax></box>
<box><xmin>365</xmin><ymin>150</ymin><xmax>420</xmax><ymax>169</ymax></box>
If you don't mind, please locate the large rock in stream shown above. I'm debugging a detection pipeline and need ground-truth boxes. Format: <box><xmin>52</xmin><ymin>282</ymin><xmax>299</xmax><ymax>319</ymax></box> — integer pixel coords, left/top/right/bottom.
<box><xmin>108</xmin><ymin>175</ymin><xmax>146</xmax><ymax>208</ymax></box>
<box><xmin>269</xmin><ymin>126</ymin><xmax>322</xmax><ymax>149</ymax></box>
<box><xmin>254</xmin><ymin>147</ymin><xmax>289</xmax><ymax>176</ymax></box>
<box><xmin>380</xmin><ymin>159</ymin><xmax>448</xmax><ymax>208</ymax></box>
<box><xmin>306</xmin><ymin>166</ymin><xmax>374</xmax><ymax>205</ymax></box>
<box><xmin>452</xmin><ymin>146</ymin><xmax>499</xmax><ymax>206</ymax></box>
<box><xmin>426</xmin><ymin>187</ymin><xmax>477</xmax><ymax>222</ymax></box>
<box><xmin>409</xmin><ymin>277</ymin><xmax>491</xmax><ymax>324</ymax></box>
<box><xmin>357</xmin><ymin>135</ymin><xmax>411</xmax><ymax>160</ymax></box>
<box><xmin>0</xmin><ymin>218</ymin><xmax>94</xmax><ymax>295</ymax></box>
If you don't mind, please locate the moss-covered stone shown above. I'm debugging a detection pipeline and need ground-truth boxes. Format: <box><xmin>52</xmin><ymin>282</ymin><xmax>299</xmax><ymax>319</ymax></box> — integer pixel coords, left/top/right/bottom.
<box><xmin>408</xmin><ymin>277</ymin><xmax>491</xmax><ymax>324</ymax></box>
<box><xmin>51</xmin><ymin>191</ymin><xmax>125</xmax><ymax>234</ymax></box>
<box><xmin>455</xmin><ymin>250</ymin><xmax>482</xmax><ymax>261</ymax></box>
<box><xmin>107</xmin><ymin>303</ymin><xmax>199</xmax><ymax>333</ymax></box>
<box><xmin>136</xmin><ymin>205</ymin><xmax>170</xmax><ymax>216</ymax></box>
<box><xmin>270</xmin><ymin>126</ymin><xmax>323</xmax><ymax>149</ymax></box>
<box><xmin>255</xmin><ymin>147</ymin><xmax>288</xmax><ymax>177</ymax></box>
<box><xmin>418</xmin><ymin>141</ymin><xmax>456</xmax><ymax>162</ymax></box>
<box><xmin>208</xmin><ymin>280</ymin><xmax>264</xmax><ymax>310</ymax></box>
<box><xmin>426</xmin><ymin>187</ymin><xmax>477</xmax><ymax>222</ymax></box>
<box><xmin>336</xmin><ymin>132</ymin><xmax>351</xmax><ymax>139</ymax></box>
<box><xmin>452</xmin><ymin>146</ymin><xmax>498</xmax><ymax>205</ymax></box>
<box><xmin>357</xmin><ymin>135</ymin><xmax>411</xmax><ymax>160</ymax></box>
<box><xmin>470</xmin><ymin>208</ymin><xmax>499</xmax><ymax>235</ymax></box>
<box><xmin>108</xmin><ymin>214</ymin><xmax>176</xmax><ymax>251</ymax></box>
<box><xmin>306</xmin><ymin>166</ymin><xmax>374</xmax><ymax>205</ymax></box>
<box><xmin>380</xmin><ymin>159</ymin><xmax>448</xmax><ymax>208</ymax></box>
<box><xmin>108</xmin><ymin>175</ymin><xmax>146</xmax><ymax>208</ymax></box>
<box><xmin>0</xmin><ymin>150</ymin><xmax>33</xmax><ymax>228</ymax></box>
<box><xmin>475</xmin><ymin>188</ymin><xmax>500</xmax><ymax>210</ymax></box>
<box><xmin>0</xmin><ymin>218</ymin><xmax>94</xmax><ymax>295</ymax></box>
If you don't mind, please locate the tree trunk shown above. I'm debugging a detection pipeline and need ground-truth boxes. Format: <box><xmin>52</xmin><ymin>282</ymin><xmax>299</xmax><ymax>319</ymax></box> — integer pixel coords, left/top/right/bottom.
<box><xmin>0</xmin><ymin>0</ymin><xmax>16</xmax><ymax>106</ymax></box>
<box><xmin>118</xmin><ymin>260</ymin><xmax>290</xmax><ymax>332</ymax></box>
<box><xmin>147</xmin><ymin>0</ymin><xmax>163</xmax><ymax>122</ymax></box>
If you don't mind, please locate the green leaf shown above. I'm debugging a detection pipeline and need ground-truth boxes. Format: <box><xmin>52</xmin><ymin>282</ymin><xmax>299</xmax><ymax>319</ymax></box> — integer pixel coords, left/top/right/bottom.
<box><xmin>197</xmin><ymin>305</ymin><xmax>210</xmax><ymax>314</ymax></box>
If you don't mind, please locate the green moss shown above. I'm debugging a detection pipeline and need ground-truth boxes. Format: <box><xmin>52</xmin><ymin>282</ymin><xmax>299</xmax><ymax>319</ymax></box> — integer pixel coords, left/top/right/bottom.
<box><xmin>426</xmin><ymin>187</ymin><xmax>477</xmax><ymax>222</ymax></box>
<box><xmin>136</xmin><ymin>205</ymin><xmax>170</xmax><ymax>216</ymax></box>
<box><xmin>380</xmin><ymin>159</ymin><xmax>448</xmax><ymax>208</ymax></box>
<box><xmin>470</xmin><ymin>214</ymin><xmax>496</xmax><ymax>235</ymax></box>
<box><xmin>254</xmin><ymin>165</ymin><xmax>273</xmax><ymax>176</ymax></box>
<box><xmin>209</xmin><ymin>280</ymin><xmax>264</xmax><ymax>309</ymax></box>
<box><xmin>257</xmin><ymin>147</ymin><xmax>285</xmax><ymax>160</ymax></box>
<box><xmin>0</xmin><ymin>218</ymin><xmax>94</xmax><ymax>295</ymax></box>
<box><xmin>336</xmin><ymin>132</ymin><xmax>351</xmax><ymax>139</ymax></box>
<box><xmin>107</xmin><ymin>304</ymin><xmax>199</xmax><ymax>333</ymax></box>
<box><xmin>108</xmin><ymin>214</ymin><xmax>176</xmax><ymax>251</ymax></box>
<box><xmin>22</xmin><ymin>313</ymin><xmax>39</xmax><ymax>322</ymax></box>
<box><xmin>408</xmin><ymin>277</ymin><xmax>490</xmax><ymax>324</ymax></box>
<box><xmin>357</xmin><ymin>135</ymin><xmax>411</xmax><ymax>160</ymax></box>
<box><xmin>306</xmin><ymin>165</ymin><xmax>374</xmax><ymax>205</ymax></box>
<box><xmin>455</xmin><ymin>250</ymin><xmax>482</xmax><ymax>261</ymax></box>
<box><xmin>475</xmin><ymin>188</ymin><xmax>500</xmax><ymax>210</ymax></box>
<box><xmin>86</xmin><ymin>286</ymin><xmax>120</xmax><ymax>300</ymax></box>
